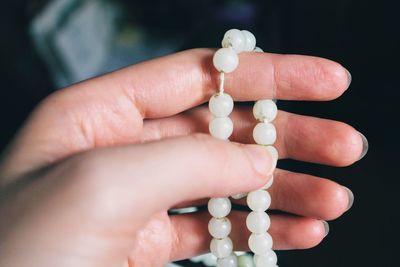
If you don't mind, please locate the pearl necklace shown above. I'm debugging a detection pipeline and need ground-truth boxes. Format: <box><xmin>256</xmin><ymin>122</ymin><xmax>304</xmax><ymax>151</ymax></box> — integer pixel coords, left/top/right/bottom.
<box><xmin>207</xmin><ymin>29</ymin><xmax>279</xmax><ymax>267</ymax></box>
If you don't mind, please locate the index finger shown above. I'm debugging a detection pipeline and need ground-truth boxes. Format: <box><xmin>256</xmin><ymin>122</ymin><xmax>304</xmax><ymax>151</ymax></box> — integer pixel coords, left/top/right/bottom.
<box><xmin>60</xmin><ymin>48</ymin><xmax>350</xmax><ymax>119</ymax></box>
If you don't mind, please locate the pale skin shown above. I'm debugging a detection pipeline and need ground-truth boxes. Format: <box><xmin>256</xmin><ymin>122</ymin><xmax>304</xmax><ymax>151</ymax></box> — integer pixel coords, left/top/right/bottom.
<box><xmin>0</xmin><ymin>49</ymin><xmax>362</xmax><ymax>267</ymax></box>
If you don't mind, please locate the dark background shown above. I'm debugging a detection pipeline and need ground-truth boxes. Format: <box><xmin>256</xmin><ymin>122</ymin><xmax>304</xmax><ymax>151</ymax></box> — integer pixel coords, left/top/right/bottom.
<box><xmin>0</xmin><ymin>0</ymin><xmax>398</xmax><ymax>266</ymax></box>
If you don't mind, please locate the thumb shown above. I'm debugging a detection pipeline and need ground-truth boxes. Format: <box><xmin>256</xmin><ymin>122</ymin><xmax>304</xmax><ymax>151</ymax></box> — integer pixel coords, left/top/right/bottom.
<box><xmin>0</xmin><ymin>134</ymin><xmax>275</xmax><ymax>267</ymax></box>
<box><xmin>80</xmin><ymin>133</ymin><xmax>275</xmax><ymax>218</ymax></box>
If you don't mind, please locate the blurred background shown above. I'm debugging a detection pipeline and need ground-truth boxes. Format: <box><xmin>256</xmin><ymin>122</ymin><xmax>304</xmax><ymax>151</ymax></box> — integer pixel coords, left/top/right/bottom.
<box><xmin>0</xmin><ymin>0</ymin><xmax>398</xmax><ymax>266</ymax></box>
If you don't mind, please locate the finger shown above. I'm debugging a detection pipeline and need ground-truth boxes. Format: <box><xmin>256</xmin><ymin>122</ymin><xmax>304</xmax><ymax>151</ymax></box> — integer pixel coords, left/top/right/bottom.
<box><xmin>0</xmin><ymin>49</ymin><xmax>350</xmax><ymax>181</ymax></box>
<box><xmin>142</xmin><ymin>106</ymin><xmax>364</xmax><ymax>166</ymax></box>
<box><xmin>169</xmin><ymin>210</ymin><xmax>327</xmax><ymax>261</ymax></box>
<box><xmin>57</xmin><ymin>48</ymin><xmax>350</xmax><ymax>120</ymax></box>
<box><xmin>172</xmin><ymin>169</ymin><xmax>351</xmax><ymax>221</ymax></box>
<box><xmin>58</xmin><ymin>134</ymin><xmax>274</xmax><ymax>223</ymax></box>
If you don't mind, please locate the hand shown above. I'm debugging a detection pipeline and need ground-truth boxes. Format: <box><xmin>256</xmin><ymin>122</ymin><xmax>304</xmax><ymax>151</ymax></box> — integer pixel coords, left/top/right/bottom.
<box><xmin>0</xmin><ymin>49</ymin><xmax>362</xmax><ymax>267</ymax></box>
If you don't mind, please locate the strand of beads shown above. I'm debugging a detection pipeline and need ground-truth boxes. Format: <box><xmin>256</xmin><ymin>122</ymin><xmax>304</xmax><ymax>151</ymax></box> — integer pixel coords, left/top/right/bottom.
<box><xmin>247</xmin><ymin>99</ymin><xmax>279</xmax><ymax>267</ymax></box>
<box><xmin>208</xmin><ymin>29</ymin><xmax>258</xmax><ymax>267</ymax></box>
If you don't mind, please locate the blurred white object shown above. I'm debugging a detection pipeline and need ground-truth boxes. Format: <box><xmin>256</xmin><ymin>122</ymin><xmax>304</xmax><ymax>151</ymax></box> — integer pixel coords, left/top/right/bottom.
<box><xmin>30</xmin><ymin>0</ymin><xmax>183</xmax><ymax>88</ymax></box>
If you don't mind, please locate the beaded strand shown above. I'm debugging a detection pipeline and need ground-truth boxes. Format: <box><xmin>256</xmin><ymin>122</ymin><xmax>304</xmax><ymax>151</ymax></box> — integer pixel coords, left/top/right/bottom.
<box><xmin>247</xmin><ymin>98</ymin><xmax>279</xmax><ymax>267</ymax></box>
<box><xmin>208</xmin><ymin>29</ymin><xmax>276</xmax><ymax>267</ymax></box>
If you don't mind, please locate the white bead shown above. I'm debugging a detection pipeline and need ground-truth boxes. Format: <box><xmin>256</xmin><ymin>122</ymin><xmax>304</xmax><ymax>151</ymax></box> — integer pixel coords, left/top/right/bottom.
<box><xmin>231</xmin><ymin>192</ymin><xmax>248</xmax><ymax>199</ymax></box>
<box><xmin>264</xmin><ymin>146</ymin><xmax>279</xmax><ymax>163</ymax></box>
<box><xmin>248</xmin><ymin>233</ymin><xmax>273</xmax><ymax>254</ymax></box>
<box><xmin>264</xmin><ymin>145</ymin><xmax>278</xmax><ymax>173</ymax></box>
<box><xmin>247</xmin><ymin>190</ymin><xmax>271</xmax><ymax>211</ymax></box>
<box><xmin>213</xmin><ymin>48</ymin><xmax>239</xmax><ymax>73</ymax></box>
<box><xmin>208</xmin><ymin>198</ymin><xmax>232</xmax><ymax>218</ymax></box>
<box><xmin>209</xmin><ymin>117</ymin><xmax>233</xmax><ymax>140</ymax></box>
<box><xmin>261</xmin><ymin>176</ymin><xmax>274</xmax><ymax>190</ymax></box>
<box><xmin>253</xmin><ymin>100</ymin><xmax>278</xmax><ymax>122</ymax></box>
<box><xmin>221</xmin><ymin>29</ymin><xmax>246</xmax><ymax>53</ymax></box>
<box><xmin>202</xmin><ymin>253</ymin><xmax>218</xmax><ymax>266</ymax></box>
<box><xmin>253</xmin><ymin>122</ymin><xmax>277</xmax><ymax>145</ymax></box>
<box><xmin>241</xmin><ymin>30</ymin><xmax>256</xmax><ymax>52</ymax></box>
<box><xmin>254</xmin><ymin>47</ymin><xmax>264</xmax><ymax>52</ymax></box>
<box><xmin>254</xmin><ymin>250</ymin><xmax>277</xmax><ymax>267</ymax></box>
<box><xmin>208</xmin><ymin>217</ymin><xmax>232</xmax><ymax>239</ymax></box>
<box><xmin>237</xmin><ymin>254</ymin><xmax>255</xmax><ymax>267</ymax></box>
<box><xmin>209</xmin><ymin>93</ymin><xmax>234</xmax><ymax>117</ymax></box>
<box><xmin>210</xmin><ymin>237</ymin><xmax>233</xmax><ymax>258</ymax></box>
<box><xmin>217</xmin><ymin>253</ymin><xmax>238</xmax><ymax>267</ymax></box>
<box><xmin>246</xmin><ymin>211</ymin><xmax>271</xmax><ymax>234</ymax></box>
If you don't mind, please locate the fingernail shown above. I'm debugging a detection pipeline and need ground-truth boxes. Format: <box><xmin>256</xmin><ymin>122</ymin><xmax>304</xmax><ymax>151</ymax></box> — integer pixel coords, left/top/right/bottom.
<box><xmin>244</xmin><ymin>145</ymin><xmax>274</xmax><ymax>177</ymax></box>
<box><xmin>343</xmin><ymin>186</ymin><xmax>354</xmax><ymax>211</ymax></box>
<box><xmin>322</xmin><ymin>221</ymin><xmax>330</xmax><ymax>237</ymax></box>
<box><xmin>357</xmin><ymin>131</ymin><xmax>369</xmax><ymax>160</ymax></box>
<box><xmin>345</xmin><ymin>68</ymin><xmax>352</xmax><ymax>90</ymax></box>
<box><xmin>263</xmin><ymin>146</ymin><xmax>278</xmax><ymax>173</ymax></box>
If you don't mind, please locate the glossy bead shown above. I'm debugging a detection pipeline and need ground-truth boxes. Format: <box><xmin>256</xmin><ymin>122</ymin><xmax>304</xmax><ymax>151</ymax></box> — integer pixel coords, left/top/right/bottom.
<box><xmin>253</xmin><ymin>100</ymin><xmax>278</xmax><ymax>122</ymax></box>
<box><xmin>261</xmin><ymin>176</ymin><xmax>274</xmax><ymax>190</ymax></box>
<box><xmin>253</xmin><ymin>250</ymin><xmax>277</xmax><ymax>267</ymax></box>
<box><xmin>254</xmin><ymin>47</ymin><xmax>264</xmax><ymax>52</ymax></box>
<box><xmin>246</xmin><ymin>211</ymin><xmax>271</xmax><ymax>234</ymax></box>
<box><xmin>264</xmin><ymin>146</ymin><xmax>278</xmax><ymax>164</ymax></box>
<box><xmin>208</xmin><ymin>198</ymin><xmax>232</xmax><ymax>218</ymax></box>
<box><xmin>231</xmin><ymin>192</ymin><xmax>248</xmax><ymax>199</ymax></box>
<box><xmin>210</xmin><ymin>237</ymin><xmax>233</xmax><ymax>258</ymax></box>
<box><xmin>253</xmin><ymin>122</ymin><xmax>277</xmax><ymax>145</ymax></box>
<box><xmin>241</xmin><ymin>30</ymin><xmax>256</xmax><ymax>52</ymax></box>
<box><xmin>209</xmin><ymin>93</ymin><xmax>234</xmax><ymax>117</ymax></box>
<box><xmin>222</xmin><ymin>29</ymin><xmax>245</xmax><ymax>53</ymax></box>
<box><xmin>247</xmin><ymin>190</ymin><xmax>271</xmax><ymax>211</ymax></box>
<box><xmin>208</xmin><ymin>217</ymin><xmax>232</xmax><ymax>239</ymax></box>
<box><xmin>238</xmin><ymin>254</ymin><xmax>255</xmax><ymax>267</ymax></box>
<box><xmin>209</xmin><ymin>117</ymin><xmax>233</xmax><ymax>140</ymax></box>
<box><xmin>202</xmin><ymin>253</ymin><xmax>218</xmax><ymax>266</ymax></box>
<box><xmin>217</xmin><ymin>253</ymin><xmax>238</xmax><ymax>267</ymax></box>
<box><xmin>213</xmin><ymin>48</ymin><xmax>239</xmax><ymax>73</ymax></box>
<box><xmin>248</xmin><ymin>233</ymin><xmax>273</xmax><ymax>254</ymax></box>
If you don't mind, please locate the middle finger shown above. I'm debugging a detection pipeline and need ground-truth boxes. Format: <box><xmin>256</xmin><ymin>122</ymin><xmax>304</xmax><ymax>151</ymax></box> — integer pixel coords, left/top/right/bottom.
<box><xmin>141</xmin><ymin>106</ymin><xmax>363</xmax><ymax>166</ymax></box>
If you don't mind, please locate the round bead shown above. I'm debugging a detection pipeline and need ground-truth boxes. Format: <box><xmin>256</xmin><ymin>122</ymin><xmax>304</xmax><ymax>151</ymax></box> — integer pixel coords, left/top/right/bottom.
<box><xmin>247</xmin><ymin>190</ymin><xmax>271</xmax><ymax>211</ymax></box>
<box><xmin>253</xmin><ymin>122</ymin><xmax>277</xmax><ymax>145</ymax></box>
<box><xmin>246</xmin><ymin>211</ymin><xmax>271</xmax><ymax>234</ymax></box>
<box><xmin>241</xmin><ymin>30</ymin><xmax>256</xmax><ymax>52</ymax></box>
<box><xmin>213</xmin><ymin>48</ymin><xmax>239</xmax><ymax>73</ymax></box>
<box><xmin>209</xmin><ymin>93</ymin><xmax>234</xmax><ymax>117</ymax></box>
<box><xmin>210</xmin><ymin>237</ymin><xmax>233</xmax><ymax>258</ymax></box>
<box><xmin>202</xmin><ymin>253</ymin><xmax>218</xmax><ymax>266</ymax></box>
<box><xmin>208</xmin><ymin>197</ymin><xmax>232</xmax><ymax>218</ymax></box>
<box><xmin>208</xmin><ymin>217</ymin><xmax>232</xmax><ymax>239</ymax></box>
<box><xmin>217</xmin><ymin>253</ymin><xmax>238</xmax><ymax>267</ymax></box>
<box><xmin>264</xmin><ymin>146</ymin><xmax>279</xmax><ymax>163</ymax></box>
<box><xmin>253</xmin><ymin>99</ymin><xmax>278</xmax><ymax>122</ymax></box>
<box><xmin>209</xmin><ymin>117</ymin><xmax>233</xmax><ymax>140</ymax></box>
<box><xmin>221</xmin><ymin>29</ymin><xmax>246</xmax><ymax>53</ymax></box>
<box><xmin>231</xmin><ymin>192</ymin><xmax>248</xmax><ymax>200</ymax></box>
<box><xmin>254</xmin><ymin>250</ymin><xmax>278</xmax><ymax>267</ymax></box>
<box><xmin>261</xmin><ymin>175</ymin><xmax>274</xmax><ymax>190</ymax></box>
<box><xmin>254</xmin><ymin>47</ymin><xmax>264</xmax><ymax>52</ymax></box>
<box><xmin>248</xmin><ymin>233</ymin><xmax>273</xmax><ymax>254</ymax></box>
<box><xmin>237</xmin><ymin>254</ymin><xmax>255</xmax><ymax>267</ymax></box>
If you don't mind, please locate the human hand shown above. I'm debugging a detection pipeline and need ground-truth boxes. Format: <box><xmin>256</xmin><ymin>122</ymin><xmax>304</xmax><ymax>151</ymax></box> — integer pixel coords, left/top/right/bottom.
<box><xmin>0</xmin><ymin>49</ymin><xmax>363</xmax><ymax>267</ymax></box>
